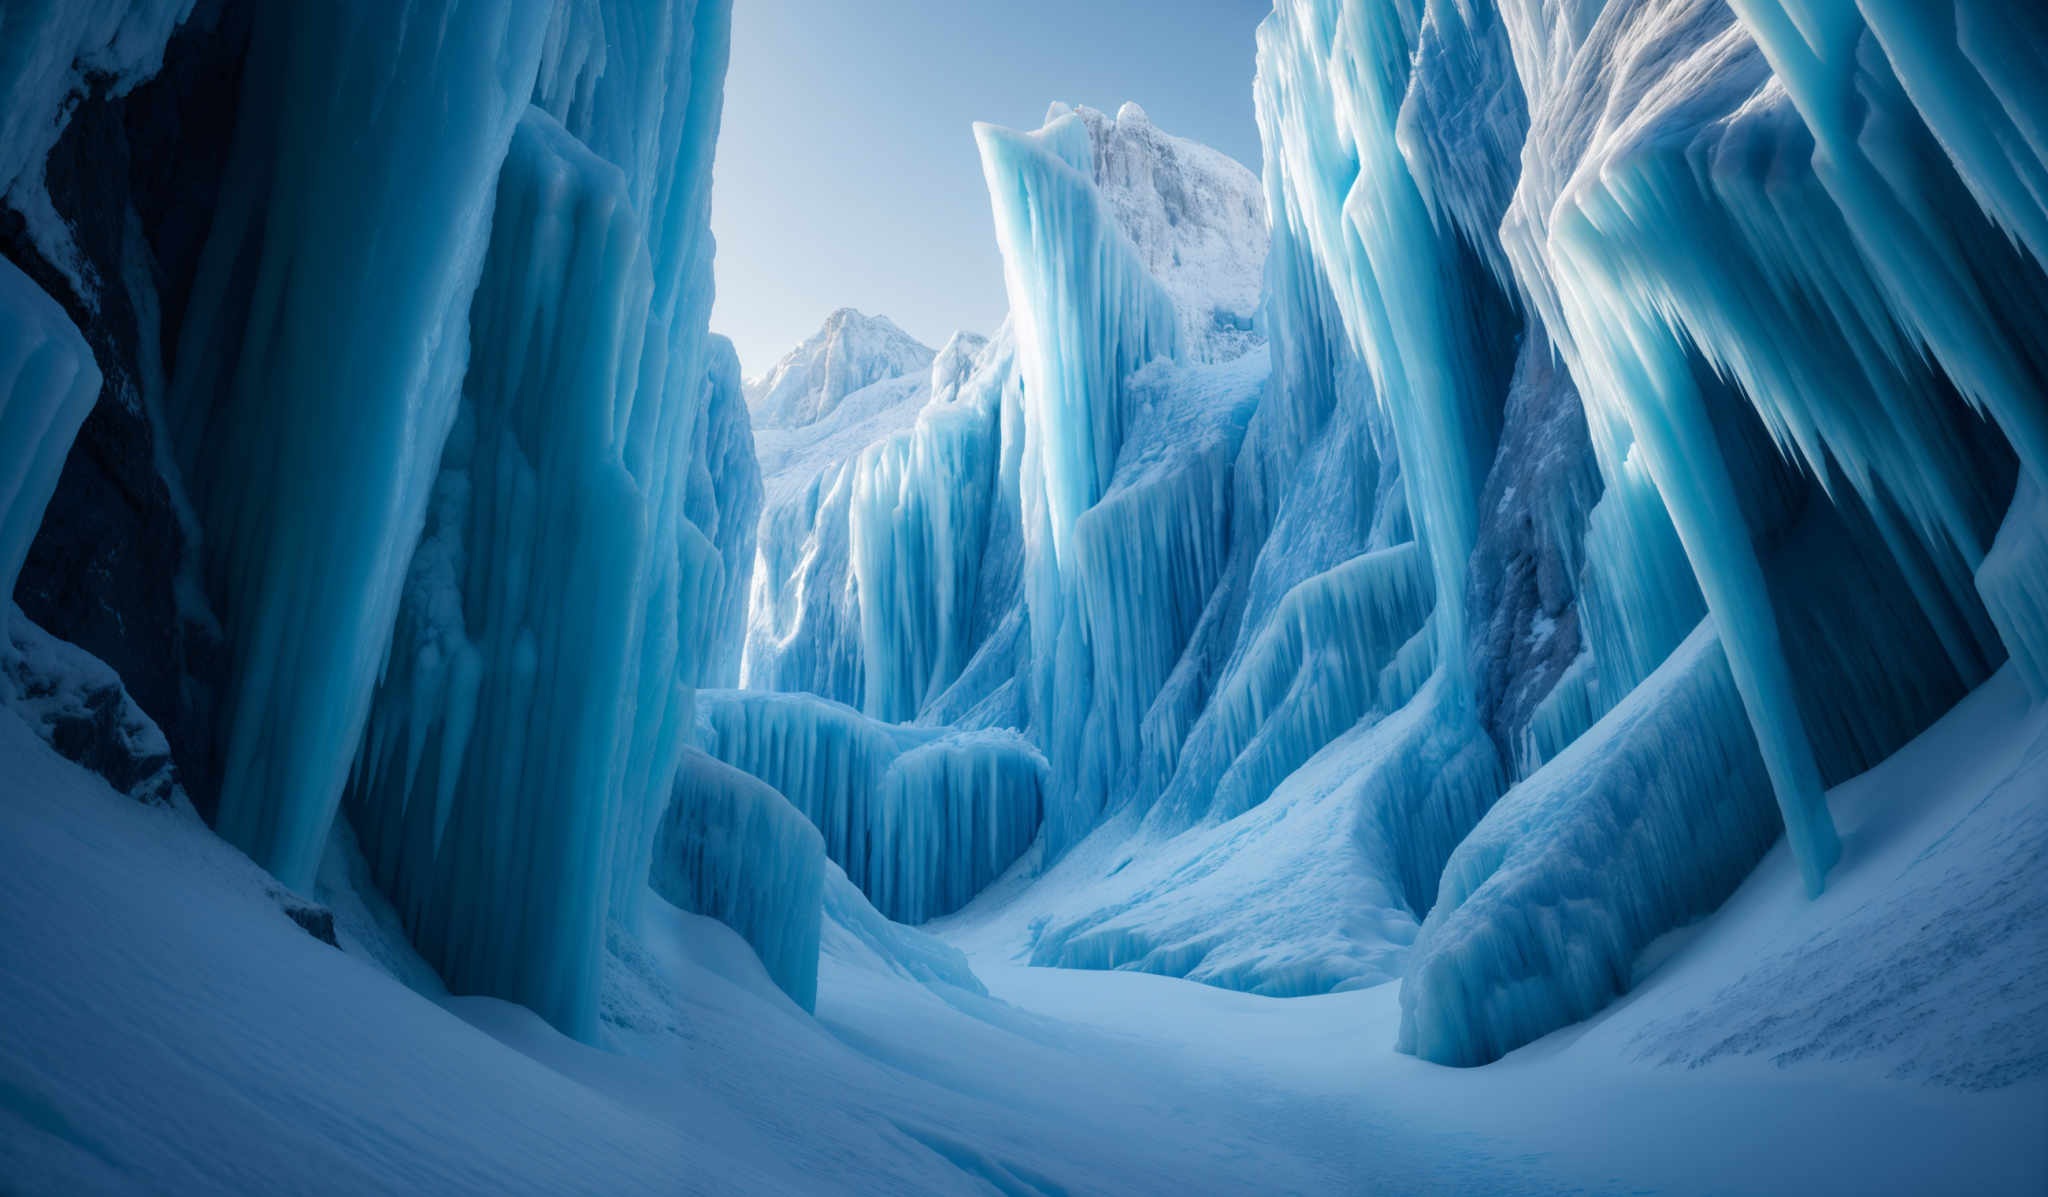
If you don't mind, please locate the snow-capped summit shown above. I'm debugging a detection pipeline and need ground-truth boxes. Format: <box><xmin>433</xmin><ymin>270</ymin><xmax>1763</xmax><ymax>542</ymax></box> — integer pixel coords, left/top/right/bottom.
<box><xmin>744</xmin><ymin>309</ymin><xmax>937</xmax><ymax>428</ymax></box>
<box><xmin>1066</xmin><ymin>101</ymin><xmax>1268</xmax><ymax>363</ymax></box>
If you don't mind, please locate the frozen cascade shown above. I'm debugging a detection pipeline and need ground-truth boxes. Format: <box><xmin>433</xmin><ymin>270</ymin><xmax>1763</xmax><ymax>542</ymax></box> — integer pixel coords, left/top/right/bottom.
<box><xmin>344</xmin><ymin>108</ymin><xmax>660</xmax><ymax>1039</ymax></box>
<box><xmin>0</xmin><ymin>257</ymin><xmax>99</xmax><ymax>606</ymax></box>
<box><xmin>1488</xmin><ymin>0</ymin><xmax>2046</xmax><ymax>897</ymax></box>
<box><xmin>338</xmin><ymin>0</ymin><xmax>744</xmax><ymax>1039</ymax></box>
<box><xmin>1154</xmin><ymin>543</ymin><xmax>1432</xmax><ymax>827</ymax></box>
<box><xmin>1254</xmin><ymin>0</ymin><xmax>1516</xmax><ymax>685</ymax></box>
<box><xmin>72</xmin><ymin>0</ymin><xmax>753</xmax><ymax>1039</ymax></box>
<box><xmin>699</xmin><ymin>690</ymin><xmax>1044</xmax><ymax>924</ymax></box>
<box><xmin>652</xmin><ymin>749</ymin><xmax>825</xmax><ymax>1012</ymax></box>
<box><xmin>166</xmin><ymin>0</ymin><xmax>555</xmax><ymax>893</ymax></box>
<box><xmin>975</xmin><ymin>108</ymin><xmax>1209</xmax><ymax>855</ymax></box>
<box><xmin>743</xmin><ymin>326</ymin><xmax>1018</xmax><ymax>723</ymax></box>
<box><xmin>1375</xmin><ymin>0</ymin><xmax>2043</xmax><ymax>1061</ymax></box>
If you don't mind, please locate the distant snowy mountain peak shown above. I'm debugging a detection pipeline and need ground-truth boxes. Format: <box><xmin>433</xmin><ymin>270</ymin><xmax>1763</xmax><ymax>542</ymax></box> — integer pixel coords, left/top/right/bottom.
<box><xmin>1061</xmin><ymin>101</ymin><xmax>1269</xmax><ymax>363</ymax></box>
<box><xmin>744</xmin><ymin>308</ymin><xmax>937</xmax><ymax>428</ymax></box>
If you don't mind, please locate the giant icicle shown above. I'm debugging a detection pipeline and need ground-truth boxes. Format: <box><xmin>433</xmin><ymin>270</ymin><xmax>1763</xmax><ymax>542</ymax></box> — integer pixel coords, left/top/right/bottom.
<box><xmin>169</xmin><ymin>0</ymin><xmax>553</xmax><ymax>891</ymax></box>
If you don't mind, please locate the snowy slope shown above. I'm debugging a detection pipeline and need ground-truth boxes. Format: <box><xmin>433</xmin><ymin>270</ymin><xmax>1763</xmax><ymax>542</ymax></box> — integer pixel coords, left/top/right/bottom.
<box><xmin>3</xmin><ymin>660</ymin><xmax>2042</xmax><ymax>1194</ymax></box>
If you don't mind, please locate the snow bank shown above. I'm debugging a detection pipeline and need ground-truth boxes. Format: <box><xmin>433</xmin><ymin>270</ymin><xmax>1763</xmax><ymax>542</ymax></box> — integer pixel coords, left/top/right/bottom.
<box><xmin>653</xmin><ymin>749</ymin><xmax>825</xmax><ymax>1012</ymax></box>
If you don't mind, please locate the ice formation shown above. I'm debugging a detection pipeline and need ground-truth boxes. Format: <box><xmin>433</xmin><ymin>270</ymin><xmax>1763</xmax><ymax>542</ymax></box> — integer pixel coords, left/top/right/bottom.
<box><xmin>653</xmin><ymin>749</ymin><xmax>825</xmax><ymax>1011</ymax></box>
<box><xmin>730</xmin><ymin>1</ymin><xmax>2044</xmax><ymax>1061</ymax></box>
<box><xmin>699</xmin><ymin>690</ymin><xmax>1044</xmax><ymax>924</ymax></box>
<box><xmin>742</xmin><ymin>321</ymin><xmax>1021</xmax><ymax>724</ymax></box>
<box><xmin>0</xmin><ymin>0</ymin><xmax>765</xmax><ymax>1043</ymax></box>
<box><xmin>3</xmin><ymin>0</ymin><xmax>2044</xmax><ymax>1088</ymax></box>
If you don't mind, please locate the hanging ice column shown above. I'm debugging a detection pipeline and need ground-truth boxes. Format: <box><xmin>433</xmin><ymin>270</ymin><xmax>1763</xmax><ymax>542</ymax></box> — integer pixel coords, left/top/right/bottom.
<box><xmin>539</xmin><ymin>0</ymin><xmax>747</xmax><ymax>927</ymax></box>
<box><xmin>0</xmin><ymin>258</ymin><xmax>99</xmax><ymax>605</ymax></box>
<box><xmin>344</xmin><ymin>0</ymin><xmax>744</xmax><ymax>1039</ymax></box>
<box><xmin>974</xmin><ymin>110</ymin><xmax>1183</xmax><ymax>852</ymax></box>
<box><xmin>1253</xmin><ymin>0</ymin><xmax>1511</xmax><ymax>685</ymax></box>
<box><xmin>167</xmin><ymin>0</ymin><xmax>553</xmax><ymax>891</ymax></box>
<box><xmin>345</xmin><ymin>109</ymin><xmax>657</xmax><ymax>1039</ymax></box>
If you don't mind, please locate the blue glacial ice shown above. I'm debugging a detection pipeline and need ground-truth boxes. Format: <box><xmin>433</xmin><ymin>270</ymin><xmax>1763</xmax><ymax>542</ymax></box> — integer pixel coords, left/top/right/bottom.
<box><xmin>699</xmin><ymin>689</ymin><xmax>1044</xmax><ymax>925</ymax></box>
<box><xmin>5</xmin><ymin>0</ymin><xmax>2042</xmax><ymax>1083</ymax></box>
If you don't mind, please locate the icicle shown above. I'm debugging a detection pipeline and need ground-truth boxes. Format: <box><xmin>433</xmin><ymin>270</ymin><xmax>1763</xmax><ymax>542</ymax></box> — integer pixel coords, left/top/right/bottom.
<box><xmin>0</xmin><ymin>258</ymin><xmax>100</xmax><ymax>604</ymax></box>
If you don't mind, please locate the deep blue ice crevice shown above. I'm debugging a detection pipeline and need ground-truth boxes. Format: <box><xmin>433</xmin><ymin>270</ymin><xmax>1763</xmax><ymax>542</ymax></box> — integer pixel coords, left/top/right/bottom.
<box><xmin>653</xmin><ymin>749</ymin><xmax>825</xmax><ymax>1012</ymax></box>
<box><xmin>699</xmin><ymin>690</ymin><xmax>1043</xmax><ymax>925</ymax></box>
<box><xmin>1154</xmin><ymin>543</ymin><xmax>1432</xmax><ymax>829</ymax></box>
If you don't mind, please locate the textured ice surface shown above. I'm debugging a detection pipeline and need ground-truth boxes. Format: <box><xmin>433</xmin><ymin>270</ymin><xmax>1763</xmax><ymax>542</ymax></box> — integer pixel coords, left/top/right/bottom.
<box><xmin>1056</xmin><ymin>102</ymin><xmax>1269</xmax><ymax>364</ymax></box>
<box><xmin>168</xmin><ymin>0</ymin><xmax>554</xmax><ymax>893</ymax></box>
<box><xmin>653</xmin><ymin>749</ymin><xmax>824</xmax><ymax>1011</ymax></box>
<box><xmin>1399</xmin><ymin>623</ymin><xmax>1778</xmax><ymax>1065</ymax></box>
<box><xmin>699</xmin><ymin>690</ymin><xmax>1043</xmax><ymax>924</ymax></box>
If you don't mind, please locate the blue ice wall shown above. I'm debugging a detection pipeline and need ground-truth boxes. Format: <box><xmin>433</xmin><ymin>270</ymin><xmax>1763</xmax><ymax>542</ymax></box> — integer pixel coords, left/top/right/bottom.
<box><xmin>699</xmin><ymin>690</ymin><xmax>1043</xmax><ymax>924</ymax></box>
<box><xmin>337</xmin><ymin>0</ymin><xmax>741</xmax><ymax>1040</ymax></box>
<box><xmin>168</xmin><ymin>0</ymin><xmax>554</xmax><ymax>892</ymax></box>
<box><xmin>344</xmin><ymin>107</ymin><xmax>658</xmax><ymax>1039</ymax></box>
<box><xmin>1370</xmin><ymin>0</ymin><xmax>2046</xmax><ymax>1062</ymax></box>
<box><xmin>975</xmin><ymin>111</ymin><xmax>1190</xmax><ymax>855</ymax></box>
<box><xmin>93</xmin><ymin>0</ymin><xmax>749</xmax><ymax>1040</ymax></box>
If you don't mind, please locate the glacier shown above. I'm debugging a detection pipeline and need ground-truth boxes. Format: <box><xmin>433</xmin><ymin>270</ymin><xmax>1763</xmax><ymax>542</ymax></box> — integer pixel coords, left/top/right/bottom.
<box><xmin>0</xmin><ymin>0</ymin><xmax>2045</xmax><ymax>1188</ymax></box>
<box><xmin>729</xmin><ymin>0</ymin><xmax>2046</xmax><ymax>1068</ymax></box>
<box><xmin>1</xmin><ymin>0</ymin><xmax>774</xmax><ymax>1045</ymax></box>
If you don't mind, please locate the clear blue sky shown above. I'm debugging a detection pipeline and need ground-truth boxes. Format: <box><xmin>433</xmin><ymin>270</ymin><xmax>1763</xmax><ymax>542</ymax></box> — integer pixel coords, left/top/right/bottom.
<box><xmin>709</xmin><ymin>0</ymin><xmax>1272</xmax><ymax>377</ymax></box>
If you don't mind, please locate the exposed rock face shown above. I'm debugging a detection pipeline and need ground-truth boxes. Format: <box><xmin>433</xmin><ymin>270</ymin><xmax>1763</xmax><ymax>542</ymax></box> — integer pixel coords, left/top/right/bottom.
<box><xmin>4</xmin><ymin>606</ymin><xmax>178</xmax><ymax>808</ymax></box>
<box><xmin>4</xmin><ymin>4</ymin><xmax>252</xmax><ymax>818</ymax></box>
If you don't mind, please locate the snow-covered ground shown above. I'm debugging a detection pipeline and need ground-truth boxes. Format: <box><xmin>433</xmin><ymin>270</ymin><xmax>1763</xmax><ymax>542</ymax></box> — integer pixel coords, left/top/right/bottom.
<box><xmin>3</xmin><ymin>659</ymin><xmax>2041</xmax><ymax>1194</ymax></box>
